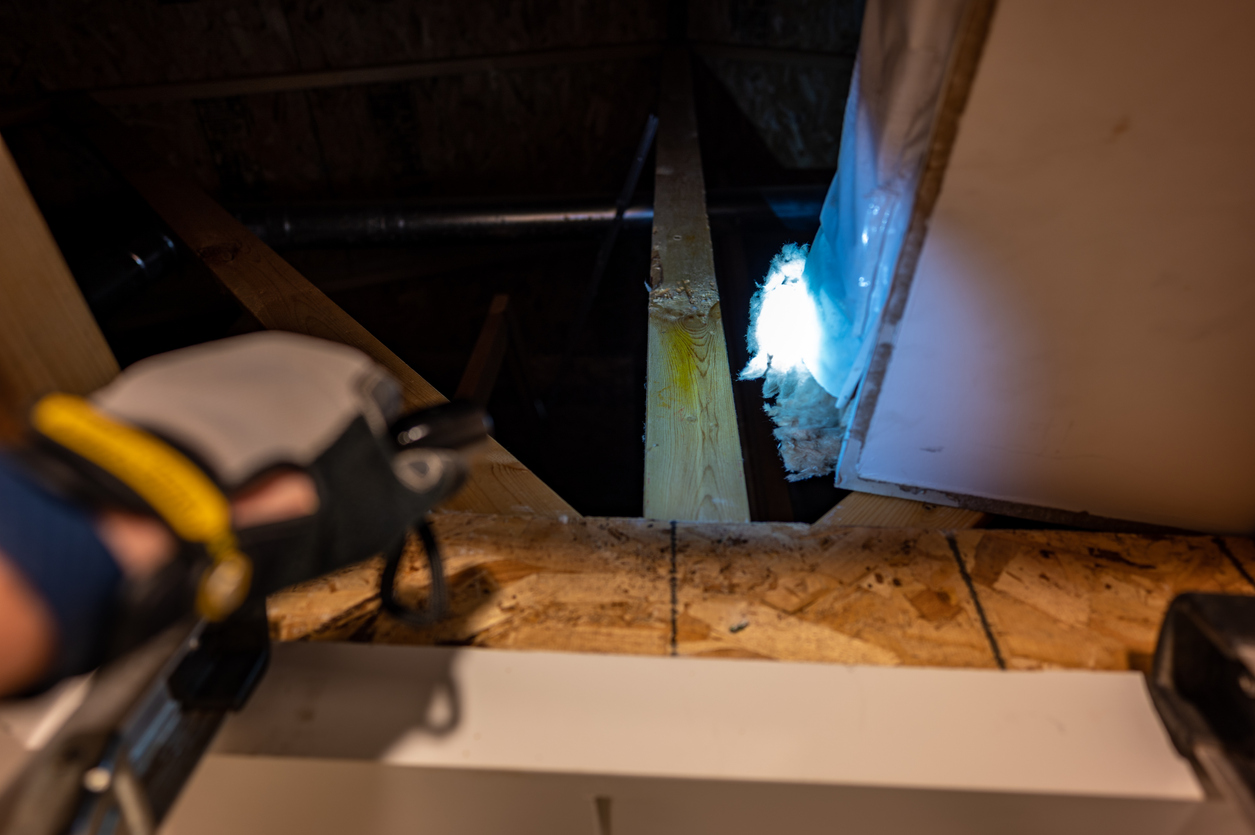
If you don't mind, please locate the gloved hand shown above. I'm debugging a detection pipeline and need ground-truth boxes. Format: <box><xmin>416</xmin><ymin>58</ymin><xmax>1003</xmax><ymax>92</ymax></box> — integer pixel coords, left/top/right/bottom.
<box><xmin>14</xmin><ymin>332</ymin><xmax>470</xmax><ymax>677</ymax></box>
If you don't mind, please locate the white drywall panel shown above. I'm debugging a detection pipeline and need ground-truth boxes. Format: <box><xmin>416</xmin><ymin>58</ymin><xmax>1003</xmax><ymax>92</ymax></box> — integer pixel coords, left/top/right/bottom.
<box><xmin>159</xmin><ymin>644</ymin><xmax>1240</xmax><ymax>835</ymax></box>
<box><xmin>163</xmin><ymin>756</ymin><xmax>1244</xmax><ymax>835</ymax></box>
<box><xmin>213</xmin><ymin>643</ymin><xmax>1201</xmax><ymax>800</ymax></box>
<box><xmin>2</xmin><ymin>645</ymin><xmax>1239</xmax><ymax>833</ymax></box>
<box><xmin>853</xmin><ymin>0</ymin><xmax>1255</xmax><ymax>533</ymax></box>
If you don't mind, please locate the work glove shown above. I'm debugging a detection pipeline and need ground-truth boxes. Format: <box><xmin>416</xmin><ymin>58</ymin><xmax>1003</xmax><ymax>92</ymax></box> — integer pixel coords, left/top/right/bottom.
<box><xmin>16</xmin><ymin>332</ymin><xmax>474</xmax><ymax>676</ymax></box>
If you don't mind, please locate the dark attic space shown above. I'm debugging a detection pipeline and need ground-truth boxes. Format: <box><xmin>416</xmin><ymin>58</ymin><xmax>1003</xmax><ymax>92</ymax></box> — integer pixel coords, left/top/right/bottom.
<box><xmin>8</xmin><ymin>5</ymin><xmax>1255</xmax><ymax>829</ymax></box>
<box><xmin>0</xmin><ymin>0</ymin><xmax>864</xmax><ymax>520</ymax></box>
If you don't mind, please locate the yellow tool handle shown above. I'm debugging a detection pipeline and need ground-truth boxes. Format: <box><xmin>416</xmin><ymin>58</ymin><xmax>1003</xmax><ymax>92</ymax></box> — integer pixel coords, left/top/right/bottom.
<box><xmin>30</xmin><ymin>393</ymin><xmax>252</xmax><ymax>620</ymax></box>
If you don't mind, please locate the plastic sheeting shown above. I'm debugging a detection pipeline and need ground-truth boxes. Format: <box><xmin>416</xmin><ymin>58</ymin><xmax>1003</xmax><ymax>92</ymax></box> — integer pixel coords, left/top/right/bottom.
<box><xmin>742</xmin><ymin>0</ymin><xmax>971</xmax><ymax>478</ymax></box>
<box><xmin>805</xmin><ymin>0</ymin><xmax>969</xmax><ymax>406</ymax></box>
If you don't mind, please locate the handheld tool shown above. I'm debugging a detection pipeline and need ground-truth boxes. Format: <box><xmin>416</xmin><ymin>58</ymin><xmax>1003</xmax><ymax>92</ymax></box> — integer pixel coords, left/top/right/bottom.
<box><xmin>0</xmin><ymin>334</ymin><xmax>489</xmax><ymax>835</ymax></box>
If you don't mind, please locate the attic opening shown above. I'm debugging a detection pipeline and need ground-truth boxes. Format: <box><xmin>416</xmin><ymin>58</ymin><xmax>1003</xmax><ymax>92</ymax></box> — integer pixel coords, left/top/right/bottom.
<box><xmin>0</xmin><ymin>0</ymin><xmax>866</xmax><ymax>521</ymax></box>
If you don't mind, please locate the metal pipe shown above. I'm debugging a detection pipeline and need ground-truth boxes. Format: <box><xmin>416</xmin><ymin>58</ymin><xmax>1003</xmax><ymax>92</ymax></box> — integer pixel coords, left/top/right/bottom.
<box><xmin>232</xmin><ymin>185</ymin><xmax>825</xmax><ymax>249</ymax></box>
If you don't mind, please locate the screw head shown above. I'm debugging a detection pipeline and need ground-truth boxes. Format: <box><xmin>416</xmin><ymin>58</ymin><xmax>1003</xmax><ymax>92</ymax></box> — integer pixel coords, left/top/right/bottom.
<box><xmin>82</xmin><ymin>767</ymin><xmax>111</xmax><ymax>793</ymax></box>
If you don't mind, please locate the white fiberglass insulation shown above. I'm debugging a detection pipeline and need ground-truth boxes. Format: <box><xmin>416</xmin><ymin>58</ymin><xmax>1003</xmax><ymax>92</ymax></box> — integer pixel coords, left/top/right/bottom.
<box><xmin>742</xmin><ymin>0</ymin><xmax>968</xmax><ymax>479</ymax></box>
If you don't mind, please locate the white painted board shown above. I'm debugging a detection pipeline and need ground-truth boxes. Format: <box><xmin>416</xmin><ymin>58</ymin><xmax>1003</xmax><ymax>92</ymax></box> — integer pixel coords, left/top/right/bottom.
<box><xmin>164</xmin><ymin>756</ymin><xmax>1243</xmax><ymax>835</ymax></box>
<box><xmin>849</xmin><ymin>0</ymin><xmax>1255</xmax><ymax>533</ymax></box>
<box><xmin>214</xmin><ymin>643</ymin><xmax>1202</xmax><ymax>801</ymax></box>
<box><xmin>166</xmin><ymin>644</ymin><xmax>1234</xmax><ymax>835</ymax></box>
<box><xmin>1</xmin><ymin>644</ymin><xmax>1242</xmax><ymax>834</ymax></box>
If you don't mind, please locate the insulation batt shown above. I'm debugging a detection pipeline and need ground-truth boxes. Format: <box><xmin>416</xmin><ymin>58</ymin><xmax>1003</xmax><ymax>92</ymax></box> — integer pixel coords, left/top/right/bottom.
<box><xmin>742</xmin><ymin>244</ymin><xmax>845</xmax><ymax>480</ymax></box>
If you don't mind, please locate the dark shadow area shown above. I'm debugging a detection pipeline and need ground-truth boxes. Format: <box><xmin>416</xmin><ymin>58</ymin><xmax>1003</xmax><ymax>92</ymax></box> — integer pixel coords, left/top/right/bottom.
<box><xmin>213</xmin><ymin>641</ymin><xmax>466</xmax><ymax>760</ymax></box>
<box><xmin>360</xmin><ymin>562</ymin><xmax>505</xmax><ymax>647</ymax></box>
<box><xmin>283</xmin><ymin>226</ymin><xmax>653</xmax><ymax>518</ymax></box>
<box><xmin>692</xmin><ymin>53</ymin><xmax>838</xmax><ymax>191</ymax></box>
<box><xmin>1</xmin><ymin>119</ymin><xmax>254</xmax><ymax>369</ymax></box>
<box><xmin>2</xmin><ymin>0</ymin><xmax>867</xmax><ymax>523</ymax></box>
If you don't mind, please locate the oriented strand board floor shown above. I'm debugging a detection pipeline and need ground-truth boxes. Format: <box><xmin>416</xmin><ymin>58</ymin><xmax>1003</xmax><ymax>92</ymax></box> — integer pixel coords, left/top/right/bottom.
<box><xmin>267</xmin><ymin>514</ymin><xmax>1255</xmax><ymax>671</ymax></box>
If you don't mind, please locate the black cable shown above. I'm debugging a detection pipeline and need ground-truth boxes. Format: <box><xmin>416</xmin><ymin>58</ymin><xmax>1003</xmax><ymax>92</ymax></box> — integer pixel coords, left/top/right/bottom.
<box><xmin>379</xmin><ymin>519</ymin><xmax>449</xmax><ymax>629</ymax></box>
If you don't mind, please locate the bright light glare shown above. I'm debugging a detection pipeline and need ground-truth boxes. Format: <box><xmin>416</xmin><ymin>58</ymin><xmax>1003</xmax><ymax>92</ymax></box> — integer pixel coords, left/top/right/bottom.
<box><xmin>742</xmin><ymin>246</ymin><xmax>822</xmax><ymax>379</ymax></box>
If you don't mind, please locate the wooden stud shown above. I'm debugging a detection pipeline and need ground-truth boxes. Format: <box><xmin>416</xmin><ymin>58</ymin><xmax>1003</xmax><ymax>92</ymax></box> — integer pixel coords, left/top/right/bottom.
<box><xmin>67</xmin><ymin>97</ymin><xmax>575</xmax><ymax>519</ymax></box>
<box><xmin>267</xmin><ymin>513</ymin><xmax>1250</xmax><ymax>673</ymax></box>
<box><xmin>813</xmin><ymin>492</ymin><xmax>987</xmax><ymax>530</ymax></box>
<box><xmin>0</xmin><ymin>133</ymin><xmax>117</xmax><ymax>440</ymax></box>
<box><xmin>643</xmin><ymin>49</ymin><xmax>750</xmax><ymax>523</ymax></box>
<box><xmin>454</xmin><ymin>293</ymin><xmax>510</xmax><ymax>407</ymax></box>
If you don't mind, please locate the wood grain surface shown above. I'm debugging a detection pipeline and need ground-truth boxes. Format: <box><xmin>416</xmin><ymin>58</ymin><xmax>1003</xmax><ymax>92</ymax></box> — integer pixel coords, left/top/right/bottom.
<box><xmin>0</xmin><ymin>133</ymin><xmax>117</xmax><ymax>440</ymax></box>
<box><xmin>643</xmin><ymin>49</ymin><xmax>749</xmax><ymax>522</ymax></box>
<box><xmin>952</xmin><ymin>530</ymin><xmax>1255</xmax><ymax>670</ymax></box>
<box><xmin>814</xmin><ymin>492</ymin><xmax>988</xmax><ymax>530</ymax></box>
<box><xmin>70</xmin><ymin>97</ymin><xmax>575</xmax><ymax>519</ymax></box>
<box><xmin>268</xmin><ymin>513</ymin><xmax>1255</xmax><ymax>672</ymax></box>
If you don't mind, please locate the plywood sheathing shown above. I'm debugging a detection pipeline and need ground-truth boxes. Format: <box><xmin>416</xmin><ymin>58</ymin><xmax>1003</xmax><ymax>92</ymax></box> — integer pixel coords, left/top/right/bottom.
<box><xmin>267</xmin><ymin>514</ymin><xmax>1253</xmax><ymax>672</ymax></box>
<box><xmin>2</xmin><ymin>1</ymin><xmax>668</xmax><ymax>200</ymax></box>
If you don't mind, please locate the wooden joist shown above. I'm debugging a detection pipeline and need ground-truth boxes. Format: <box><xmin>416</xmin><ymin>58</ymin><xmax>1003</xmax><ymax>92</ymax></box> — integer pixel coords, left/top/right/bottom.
<box><xmin>91</xmin><ymin>43</ymin><xmax>659</xmax><ymax>106</ymax></box>
<box><xmin>814</xmin><ymin>492</ymin><xmax>988</xmax><ymax>530</ymax></box>
<box><xmin>66</xmin><ymin>97</ymin><xmax>575</xmax><ymax>519</ymax></box>
<box><xmin>0</xmin><ymin>133</ymin><xmax>117</xmax><ymax>440</ymax></box>
<box><xmin>268</xmin><ymin>513</ymin><xmax>1255</xmax><ymax>672</ymax></box>
<box><xmin>454</xmin><ymin>293</ymin><xmax>510</xmax><ymax>407</ymax></box>
<box><xmin>644</xmin><ymin>50</ymin><xmax>750</xmax><ymax>522</ymax></box>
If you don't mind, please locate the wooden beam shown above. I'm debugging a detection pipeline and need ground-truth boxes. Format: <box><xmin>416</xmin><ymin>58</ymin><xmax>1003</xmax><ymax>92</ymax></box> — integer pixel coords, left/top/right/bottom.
<box><xmin>643</xmin><ymin>49</ymin><xmax>750</xmax><ymax>522</ymax></box>
<box><xmin>454</xmin><ymin>293</ymin><xmax>510</xmax><ymax>407</ymax></box>
<box><xmin>0</xmin><ymin>133</ymin><xmax>117</xmax><ymax>440</ymax></box>
<box><xmin>90</xmin><ymin>43</ymin><xmax>659</xmax><ymax>106</ymax></box>
<box><xmin>65</xmin><ymin>98</ymin><xmax>575</xmax><ymax>519</ymax></box>
<box><xmin>690</xmin><ymin>41</ymin><xmax>856</xmax><ymax>70</ymax></box>
<box><xmin>813</xmin><ymin>492</ymin><xmax>987</xmax><ymax>530</ymax></box>
<box><xmin>38</xmin><ymin>40</ymin><xmax>851</xmax><ymax>110</ymax></box>
<box><xmin>267</xmin><ymin>513</ymin><xmax>1255</xmax><ymax>672</ymax></box>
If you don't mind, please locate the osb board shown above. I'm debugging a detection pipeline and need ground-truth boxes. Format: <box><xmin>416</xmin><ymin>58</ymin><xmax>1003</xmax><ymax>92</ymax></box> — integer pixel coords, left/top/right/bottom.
<box><xmin>268</xmin><ymin>514</ymin><xmax>1255</xmax><ymax>671</ymax></box>
<box><xmin>952</xmin><ymin>531</ymin><xmax>1255</xmax><ymax>671</ymax></box>
<box><xmin>268</xmin><ymin>514</ymin><xmax>673</xmax><ymax>655</ymax></box>
<box><xmin>670</xmin><ymin>522</ymin><xmax>989</xmax><ymax>666</ymax></box>
<box><xmin>0</xmin><ymin>0</ymin><xmax>299</xmax><ymax>95</ymax></box>
<box><xmin>301</xmin><ymin>57</ymin><xmax>660</xmax><ymax>201</ymax></box>
<box><xmin>697</xmin><ymin>54</ymin><xmax>849</xmax><ymax>169</ymax></box>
